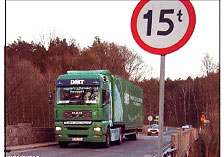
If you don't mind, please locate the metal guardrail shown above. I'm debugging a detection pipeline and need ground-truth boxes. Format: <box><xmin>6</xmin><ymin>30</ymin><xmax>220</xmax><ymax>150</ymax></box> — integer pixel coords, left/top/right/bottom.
<box><xmin>153</xmin><ymin>144</ymin><xmax>176</xmax><ymax>157</ymax></box>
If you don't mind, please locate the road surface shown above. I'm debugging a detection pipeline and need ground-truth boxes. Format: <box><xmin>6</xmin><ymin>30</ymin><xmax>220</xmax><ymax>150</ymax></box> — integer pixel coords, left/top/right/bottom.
<box><xmin>6</xmin><ymin>130</ymin><xmax>174</xmax><ymax>157</ymax></box>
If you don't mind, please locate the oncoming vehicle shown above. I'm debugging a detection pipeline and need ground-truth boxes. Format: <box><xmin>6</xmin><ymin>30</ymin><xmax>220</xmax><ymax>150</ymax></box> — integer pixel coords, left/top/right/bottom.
<box><xmin>50</xmin><ymin>70</ymin><xmax>143</xmax><ymax>148</ymax></box>
<box><xmin>147</xmin><ymin>124</ymin><xmax>159</xmax><ymax>136</ymax></box>
<box><xmin>181</xmin><ymin>124</ymin><xmax>192</xmax><ymax>130</ymax></box>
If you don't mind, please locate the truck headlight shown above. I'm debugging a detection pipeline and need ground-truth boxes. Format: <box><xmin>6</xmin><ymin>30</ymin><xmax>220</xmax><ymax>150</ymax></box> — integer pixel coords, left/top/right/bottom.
<box><xmin>55</xmin><ymin>126</ymin><xmax>62</xmax><ymax>131</ymax></box>
<box><xmin>93</xmin><ymin>126</ymin><xmax>102</xmax><ymax>132</ymax></box>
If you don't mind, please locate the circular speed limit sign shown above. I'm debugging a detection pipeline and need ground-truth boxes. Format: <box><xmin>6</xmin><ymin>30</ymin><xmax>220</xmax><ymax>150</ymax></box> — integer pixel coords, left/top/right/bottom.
<box><xmin>148</xmin><ymin>116</ymin><xmax>153</xmax><ymax>121</ymax></box>
<box><xmin>131</xmin><ymin>0</ymin><xmax>196</xmax><ymax>55</ymax></box>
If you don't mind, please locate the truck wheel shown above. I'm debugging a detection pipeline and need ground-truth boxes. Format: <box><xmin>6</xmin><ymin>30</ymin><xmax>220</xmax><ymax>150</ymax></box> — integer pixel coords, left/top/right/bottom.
<box><xmin>59</xmin><ymin>142</ymin><xmax>69</xmax><ymax>148</ymax></box>
<box><xmin>115</xmin><ymin>127</ymin><xmax>123</xmax><ymax>145</ymax></box>
<box><xmin>127</xmin><ymin>133</ymin><xmax>137</xmax><ymax>141</ymax></box>
<box><xmin>102</xmin><ymin>128</ymin><xmax>111</xmax><ymax>148</ymax></box>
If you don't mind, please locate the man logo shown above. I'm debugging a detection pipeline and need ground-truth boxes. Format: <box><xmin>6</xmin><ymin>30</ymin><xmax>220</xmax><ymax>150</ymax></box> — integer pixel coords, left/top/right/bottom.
<box><xmin>70</xmin><ymin>80</ymin><xmax>84</xmax><ymax>85</ymax></box>
<box><xmin>72</xmin><ymin>111</ymin><xmax>83</xmax><ymax>115</ymax></box>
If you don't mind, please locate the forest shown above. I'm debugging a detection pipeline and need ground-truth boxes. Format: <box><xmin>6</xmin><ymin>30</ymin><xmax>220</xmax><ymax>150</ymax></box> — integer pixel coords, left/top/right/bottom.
<box><xmin>5</xmin><ymin>36</ymin><xmax>219</xmax><ymax>156</ymax></box>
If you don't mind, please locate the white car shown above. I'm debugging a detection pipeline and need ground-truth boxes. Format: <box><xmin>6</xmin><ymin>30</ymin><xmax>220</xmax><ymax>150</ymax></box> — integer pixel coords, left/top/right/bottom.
<box><xmin>147</xmin><ymin>124</ymin><xmax>159</xmax><ymax>136</ymax></box>
<box><xmin>181</xmin><ymin>124</ymin><xmax>192</xmax><ymax>130</ymax></box>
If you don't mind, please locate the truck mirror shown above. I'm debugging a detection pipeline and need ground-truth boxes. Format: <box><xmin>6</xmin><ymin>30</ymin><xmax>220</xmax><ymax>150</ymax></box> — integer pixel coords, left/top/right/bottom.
<box><xmin>49</xmin><ymin>92</ymin><xmax>53</xmax><ymax>104</ymax></box>
<box><xmin>49</xmin><ymin>99</ymin><xmax>53</xmax><ymax>104</ymax></box>
<box><xmin>49</xmin><ymin>92</ymin><xmax>53</xmax><ymax>100</ymax></box>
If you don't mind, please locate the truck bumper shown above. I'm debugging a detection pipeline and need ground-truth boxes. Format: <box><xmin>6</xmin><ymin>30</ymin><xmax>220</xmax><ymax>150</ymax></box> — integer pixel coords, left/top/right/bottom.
<box><xmin>54</xmin><ymin>121</ymin><xmax>106</xmax><ymax>143</ymax></box>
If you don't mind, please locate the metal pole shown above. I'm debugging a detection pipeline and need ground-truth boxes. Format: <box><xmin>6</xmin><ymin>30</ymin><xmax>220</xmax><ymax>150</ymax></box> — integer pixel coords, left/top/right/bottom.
<box><xmin>158</xmin><ymin>55</ymin><xmax>165</xmax><ymax>157</ymax></box>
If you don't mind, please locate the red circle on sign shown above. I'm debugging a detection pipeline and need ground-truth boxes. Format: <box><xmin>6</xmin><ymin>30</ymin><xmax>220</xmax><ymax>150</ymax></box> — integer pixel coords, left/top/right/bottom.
<box><xmin>131</xmin><ymin>0</ymin><xmax>196</xmax><ymax>55</ymax></box>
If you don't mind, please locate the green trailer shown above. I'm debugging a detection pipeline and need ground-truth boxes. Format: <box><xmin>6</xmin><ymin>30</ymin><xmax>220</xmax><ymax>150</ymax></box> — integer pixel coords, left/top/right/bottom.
<box><xmin>50</xmin><ymin>70</ymin><xmax>143</xmax><ymax>148</ymax></box>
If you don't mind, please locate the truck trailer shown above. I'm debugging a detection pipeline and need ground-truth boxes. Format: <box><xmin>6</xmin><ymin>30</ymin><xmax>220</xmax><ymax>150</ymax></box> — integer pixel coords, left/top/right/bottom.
<box><xmin>51</xmin><ymin>70</ymin><xmax>143</xmax><ymax>148</ymax></box>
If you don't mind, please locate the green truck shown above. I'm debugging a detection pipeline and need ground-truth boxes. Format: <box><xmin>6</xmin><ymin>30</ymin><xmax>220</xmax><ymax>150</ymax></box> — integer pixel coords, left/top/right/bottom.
<box><xmin>50</xmin><ymin>70</ymin><xmax>143</xmax><ymax>148</ymax></box>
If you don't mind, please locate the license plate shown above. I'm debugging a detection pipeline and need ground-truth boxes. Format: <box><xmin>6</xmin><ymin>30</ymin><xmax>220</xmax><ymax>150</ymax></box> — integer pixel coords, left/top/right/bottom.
<box><xmin>72</xmin><ymin>137</ymin><xmax>83</xmax><ymax>141</ymax></box>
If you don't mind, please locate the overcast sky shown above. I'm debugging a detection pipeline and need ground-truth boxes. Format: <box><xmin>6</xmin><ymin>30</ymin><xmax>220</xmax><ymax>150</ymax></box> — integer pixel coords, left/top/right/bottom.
<box><xmin>6</xmin><ymin>0</ymin><xmax>219</xmax><ymax>80</ymax></box>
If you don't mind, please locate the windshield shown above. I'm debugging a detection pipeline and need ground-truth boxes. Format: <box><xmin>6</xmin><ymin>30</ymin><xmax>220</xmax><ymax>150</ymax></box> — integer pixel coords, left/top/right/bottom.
<box><xmin>56</xmin><ymin>86</ymin><xmax>100</xmax><ymax>105</ymax></box>
<box><xmin>150</xmin><ymin>125</ymin><xmax>158</xmax><ymax>129</ymax></box>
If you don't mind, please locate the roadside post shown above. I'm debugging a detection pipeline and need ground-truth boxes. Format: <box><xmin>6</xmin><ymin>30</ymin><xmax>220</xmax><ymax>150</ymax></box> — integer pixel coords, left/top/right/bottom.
<box><xmin>131</xmin><ymin>0</ymin><xmax>196</xmax><ymax>156</ymax></box>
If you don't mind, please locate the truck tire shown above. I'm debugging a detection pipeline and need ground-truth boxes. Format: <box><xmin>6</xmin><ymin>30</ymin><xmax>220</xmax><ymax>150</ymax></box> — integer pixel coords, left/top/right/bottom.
<box><xmin>126</xmin><ymin>133</ymin><xmax>137</xmax><ymax>141</ymax></box>
<box><xmin>102</xmin><ymin>128</ymin><xmax>111</xmax><ymax>148</ymax></box>
<box><xmin>59</xmin><ymin>142</ymin><xmax>69</xmax><ymax>148</ymax></box>
<box><xmin>114</xmin><ymin>127</ymin><xmax>123</xmax><ymax>145</ymax></box>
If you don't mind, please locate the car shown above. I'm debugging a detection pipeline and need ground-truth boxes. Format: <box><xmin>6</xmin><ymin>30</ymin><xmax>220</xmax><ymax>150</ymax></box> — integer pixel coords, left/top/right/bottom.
<box><xmin>182</xmin><ymin>125</ymin><xmax>189</xmax><ymax>129</ymax></box>
<box><xmin>147</xmin><ymin>124</ymin><xmax>159</xmax><ymax>136</ymax></box>
<box><xmin>181</xmin><ymin>124</ymin><xmax>192</xmax><ymax>130</ymax></box>
<box><xmin>186</xmin><ymin>124</ymin><xmax>192</xmax><ymax>128</ymax></box>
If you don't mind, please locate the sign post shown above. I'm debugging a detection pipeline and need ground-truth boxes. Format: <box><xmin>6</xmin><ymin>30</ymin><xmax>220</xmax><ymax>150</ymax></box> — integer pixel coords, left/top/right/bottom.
<box><xmin>158</xmin><ymin>55</ymin><xmax>165</xmax><ymax>156</ymax></box>
<box><xmin>148</xmin><ymin>115</ymin><xmax>153</xmax><ymax>126</ymax></box>
<box><xmin>131</xmin><ymin>0</ymin><xmax>196</xmax><ymax>156</ymax></box>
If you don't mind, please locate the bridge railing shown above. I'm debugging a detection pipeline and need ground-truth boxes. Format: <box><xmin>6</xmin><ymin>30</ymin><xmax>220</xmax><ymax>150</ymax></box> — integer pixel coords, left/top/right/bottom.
<box><xmin>171</xmin><ymin>128</ymin><xmax>199</xmax><ymax>157</ymax></box>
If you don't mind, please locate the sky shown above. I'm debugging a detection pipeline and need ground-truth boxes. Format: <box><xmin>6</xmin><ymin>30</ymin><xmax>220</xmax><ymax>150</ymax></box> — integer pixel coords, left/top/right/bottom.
<box><xmin>6</xmin><ymin>1</ymin><xmax>219</xmax><ymax>80</ymax></box>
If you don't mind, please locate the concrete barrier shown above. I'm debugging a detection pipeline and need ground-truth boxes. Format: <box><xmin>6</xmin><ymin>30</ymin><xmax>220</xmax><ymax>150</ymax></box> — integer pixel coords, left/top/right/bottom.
<box><xmin>5</xmin><ymin>123</ymin><xmax>55</xmax><ymax>146</ymax></box>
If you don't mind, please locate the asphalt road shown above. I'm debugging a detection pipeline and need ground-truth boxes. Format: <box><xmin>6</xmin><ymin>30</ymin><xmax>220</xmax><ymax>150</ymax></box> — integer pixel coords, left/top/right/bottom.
<box><xmin>6</xmin><ymin>130</ymin><xmax>174</xmax><ymax>157</ymax></box>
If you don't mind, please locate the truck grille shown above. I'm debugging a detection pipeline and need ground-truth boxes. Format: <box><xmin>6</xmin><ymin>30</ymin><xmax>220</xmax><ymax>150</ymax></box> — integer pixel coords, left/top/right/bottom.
<box><xmin>67</xmin><ymin>127</ymin><xmax>89</xmax><ymax>131</ymax></box>
<box><xmin>68</xmin><ymin>135</ymin><xmax>88</xmax><ymax>138</ymax></box>
<box><xmin>63</xmin><ymin>110</ymin><xmax>92</xmax><ymax>118</ymax></box>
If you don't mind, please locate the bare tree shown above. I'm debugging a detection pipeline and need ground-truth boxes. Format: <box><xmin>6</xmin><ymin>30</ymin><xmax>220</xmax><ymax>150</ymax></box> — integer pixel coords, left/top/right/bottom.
<box><xmin>180</xmin><ymin>83</ymin><xmax>187</xmax><ymax>124</ymax></box>
<box><xmin>201</xmin><ymin>53</ymin><xmax>218</xmax><ymax>76</ymax></box>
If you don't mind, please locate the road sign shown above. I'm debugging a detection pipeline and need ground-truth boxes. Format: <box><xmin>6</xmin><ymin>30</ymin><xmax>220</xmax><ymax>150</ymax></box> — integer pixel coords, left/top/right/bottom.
<box><xmin>131</xmin><ymin>0</ymin><xmax>196</xmax><ymax>55</ymax></box>
<box><xmin>200</xmin><ymin>114</ymin><xmax>206</xmax><ymax>121</ymax></box>
<box><xmin>148</xmin><ymin>116</ymin><xmax>153</xmax><ymax>121</ymax></box>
